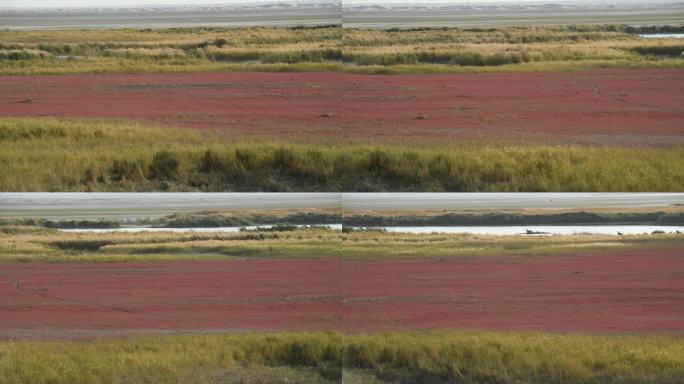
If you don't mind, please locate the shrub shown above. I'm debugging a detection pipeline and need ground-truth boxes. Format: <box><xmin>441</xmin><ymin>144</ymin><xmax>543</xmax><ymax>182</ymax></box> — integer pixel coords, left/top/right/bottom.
<box><xmin>51</xmin><ymin>240</ymin><xmax>113</xmax><ymax>251</ymax></box>
<box><xmin>198</xmin><ymin>150</ymin><xmax>224</xmax><ymax>173</ymax></box>
<box><xmin>110</xmin><ymin>159</ymin><xmax>145</xmax><ymax>182</ymax></box>
<box><xmin>148</xmin><ymin>151</ymin><xmax>180</xmax><ymax>180</ymax></box>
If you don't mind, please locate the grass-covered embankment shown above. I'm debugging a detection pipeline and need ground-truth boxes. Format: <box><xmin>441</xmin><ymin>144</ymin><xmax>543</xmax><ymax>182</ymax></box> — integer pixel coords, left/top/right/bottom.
<box><xmin>1</xmin><ymin>225</ymin><xmax>682</xmax><ymax>262</ymax></box>
<box><xmin>342</xmin><ymin>24</ymin><xmax>684</xmax><ymax>74</ymax></box>
<box><xmin>1</xmin><ymin>331</ymin><xmax>683</xmax><ymax>384</ymax></box>
<box><xmin>0</xmin><ymin>210</ymin><xmax>342</xmax><ymax>229</ymax></box>
<box><xmin>0</xmin><ymin>226</ymin><xmax>342</xmax><ymax>263</ymax></box>
<box><xmin>159</xmin><ymin>210</ymin><xmax>341</xmax><ymax>227</ymax></box>
<box><xmin>7</xmin><ymin>207</ymin><xmax>681</xmax><ymax>230</ymax></box>
<box><xmin>0</xmin><ymin>26</ymin><xmax>343</xmax><ymax>75</ymax></box>
<box><xmin>1</xmin><ymin>25</ymin><xmax>684</xmax><ymax>75</ymax></box>
<box><xmin>340</xmin><ymin>230</ymin><xmax>684</xmax><ymax>260</ymax></box>
<box><xmin>1</xmin><ymin>118</ymin><xmax>682</xmax><ymax>192</ymax></box>
<box><xmin>345</xmin><ymin>209</ymin><xmax>684</xmax><ymax>227</ymax></box>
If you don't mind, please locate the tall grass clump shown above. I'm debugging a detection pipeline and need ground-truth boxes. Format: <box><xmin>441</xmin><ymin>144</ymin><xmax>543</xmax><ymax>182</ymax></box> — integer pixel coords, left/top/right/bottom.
<box><xmin>148</xmin><ymin>151</ymin><xmax>180</xmax><ymax>180</ymax></box>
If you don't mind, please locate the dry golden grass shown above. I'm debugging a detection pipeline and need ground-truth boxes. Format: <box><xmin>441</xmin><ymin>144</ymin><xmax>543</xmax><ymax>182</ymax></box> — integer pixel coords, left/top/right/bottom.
<box><xmin>1</xmin><ymin>225</ymin><xmax>682</xmax><ymax>262</ymax></box>
<box><xmin>1</xmin><ymin>331</ymin><xmax>683</xmax><ymax>384</ymax></box>
<box><xmin>1</xmin><ymin>25</ymin><xmax>682</xmax><ymax>74</ymax></box>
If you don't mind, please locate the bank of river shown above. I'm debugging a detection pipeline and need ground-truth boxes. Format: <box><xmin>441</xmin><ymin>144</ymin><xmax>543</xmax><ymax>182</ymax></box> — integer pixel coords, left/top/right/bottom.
<box><xmin>353</xmin><ymin>225</ymin><xmax>684</xmax><ymax>236</ymax></box>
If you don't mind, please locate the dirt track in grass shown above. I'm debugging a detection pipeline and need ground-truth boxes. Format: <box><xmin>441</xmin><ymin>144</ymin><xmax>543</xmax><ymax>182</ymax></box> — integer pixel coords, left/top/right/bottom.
<box><xmin>1</xmin><ymin>248</ymin><xmax>683</xmax><ymax>339</ymax></box>
<box><xmin>1</xmin><ymin>69</ymin><xmax>683</xmax><ymax>145</ymax></box>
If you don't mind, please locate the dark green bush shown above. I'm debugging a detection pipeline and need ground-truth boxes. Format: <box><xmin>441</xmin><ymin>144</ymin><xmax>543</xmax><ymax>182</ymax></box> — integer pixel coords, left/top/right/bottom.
<box><xmin>148</xmin><ymin>151</ymin><xmax>180</xmax><ymax>180</ymax></box>
<box><xmin>51</xmin><ymin>240</ymin><xmax>114</xmax><ymax>251</ymax></box>
<box><xmin>198</xmin><ymin>150</ymin><xmax>224</xmax><ymax>173</ymax></box>
<box><xmin>630</xmin><ymin>45</ymin><xmax>684</xmax><ymax>57</ymax></box>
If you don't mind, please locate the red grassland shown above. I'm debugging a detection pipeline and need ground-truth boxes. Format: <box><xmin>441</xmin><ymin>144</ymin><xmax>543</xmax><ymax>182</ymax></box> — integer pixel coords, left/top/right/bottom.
<box><xmin>1</xmin><ymin>69</ymin><xmax>683</xmax><ymax>145</ymax></box>
<box><xmin>1</xmin><ymin>248</ymin><xmax>683</xmax><ymax>338</ymax></box>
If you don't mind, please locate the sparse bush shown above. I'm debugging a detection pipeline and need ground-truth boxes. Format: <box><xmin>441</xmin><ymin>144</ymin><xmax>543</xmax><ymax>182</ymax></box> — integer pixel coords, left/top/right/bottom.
<box><xmin>110</xmin><ymin>159</ymin><xmax>145</xmax><ymax>182</ymax></box>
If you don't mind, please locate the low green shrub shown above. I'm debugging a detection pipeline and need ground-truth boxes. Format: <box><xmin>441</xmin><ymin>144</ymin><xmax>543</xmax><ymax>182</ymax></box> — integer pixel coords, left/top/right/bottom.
<box><xmin>148</xmin><ymin>151</ymin><xmax>180</xmax><ymax>180</ymax></box>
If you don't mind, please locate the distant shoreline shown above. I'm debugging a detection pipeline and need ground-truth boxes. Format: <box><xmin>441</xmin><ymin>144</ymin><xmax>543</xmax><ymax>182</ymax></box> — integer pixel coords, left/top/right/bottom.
<box><xmin>0</xmin><ymin>3</ymin><xmax>341</xmax><ymax>30</ymax></box>
<box><xmin>1</xmin><ymin>1</ymin><xmax>682</xmax><ymax>30</ymax></box>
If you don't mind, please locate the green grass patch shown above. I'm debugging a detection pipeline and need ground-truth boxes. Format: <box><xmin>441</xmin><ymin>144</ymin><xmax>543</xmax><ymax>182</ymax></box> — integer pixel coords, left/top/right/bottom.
<box><xmin>0</xmin><ymin>331</ymin><xmax>683</xmax><ymax>384</ymax></box>
<box><xmin>1</xmin><ymin>25</ymin><xmax>684</xmax><ymax>75</ymax></box>
<box><xmin>1</xmin><ymin>118</ymin><xmax>683</xmax><ymax>192</ymax></box>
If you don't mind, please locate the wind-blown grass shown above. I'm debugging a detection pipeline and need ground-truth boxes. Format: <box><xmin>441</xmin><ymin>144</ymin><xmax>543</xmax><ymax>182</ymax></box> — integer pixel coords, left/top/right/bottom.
<box><xmin>1</xmin><ymin>25</ymin><xmax>683</xmax><ymax>75</ymax></box>
<box><xmin>1</xmin><ymin>118</ymin><xmax>682</xmax><ymax>192</ymax></box>
<box><xmin>0</xmin><ymin>331</ymin><xmax>682</xmax><ymax>384</ymax></box>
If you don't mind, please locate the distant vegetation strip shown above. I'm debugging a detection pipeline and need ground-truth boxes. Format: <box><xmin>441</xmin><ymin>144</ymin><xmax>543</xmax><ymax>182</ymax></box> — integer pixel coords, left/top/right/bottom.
<box><xmin>1</xmin><ymin>118</ymin><xmax>683</xmax><ymax>192</ymax></box>
<box><xmin>0</xmin><ymin>25</ymin><xmax>683</xmax><ymax>74</ymax></box>
<box><xmin>4</xmin><ymin>209</ymin><xmax>682</xmax><ymax>230</ymax></box>
<box><xmin>1</xmin><ymin>225</ymin><xmax>681</xmax><ymax>262</ymax></box>
<box><xmin>0</xmin><ymin>226</ymin><xmax>343</xmax><ymax>262</ymax></box>
<box><xmin>344</xmin><ymin>210</ymin><xmax>684</xmax><ymax>227</ymax></box>
<box><xmin>340</xmin><ymin>231</ymin><xmax>684</xmax><ymax>260</ymax></box>
<box><xmin>1</xmin><ymin>331</ymin><xmax>683</xmax><ymax>384</ymax></box>
<box><xmin>159</xmin><ymin>211</ymin><xmax>341</xmax><ymax>228</ymax></box>
<box><xmin>0</xmin><ymin>211</ymin><xmax>342</xmax><ymax>229</ymax></box>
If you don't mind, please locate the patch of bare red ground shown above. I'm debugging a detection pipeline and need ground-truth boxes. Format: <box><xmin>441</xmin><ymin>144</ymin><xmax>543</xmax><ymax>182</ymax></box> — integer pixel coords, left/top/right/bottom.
<box><xmin>342</xmin><ymin>248</ymin><xmax>684</xmax><ymax>332</ymax></box>
<box><xmin>0</xmin><ymin>258</ymin><xmax>343</xmax><ymax>335</ymax></box>
<box><xmin>0</xmin><ymin>72</ymin><xmax>343</xmax><ymax>139</ymax></box>
<box><xmin>1</xmin><ymin>69</ymin><xmax>683</xmax><ymax>145</ymax></box>
<box><xmin>1</xmin><ymin>248</ymin><xmax>683</xmax><ymax>339</ymax></box>
<box><xmin>343</xmin><ymin>69</ymin><xmax>684</xmax><ymax>146</ymax></box>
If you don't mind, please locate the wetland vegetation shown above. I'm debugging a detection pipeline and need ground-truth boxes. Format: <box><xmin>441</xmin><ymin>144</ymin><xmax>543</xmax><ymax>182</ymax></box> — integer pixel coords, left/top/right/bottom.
<box><xmin>1</xmin><ymin>331</ymin><xmax>683</xmax><ymax>384</ymax></box>
<box><xmin>1</xmin><ymin>25</ymin><xmax>683</xmax><ymax>75</ymax></box>
<box><xmin>1</xmin><ymin>223</ymin><xmax>682</xmax><ymax>262</ymax></box>
<box><xmin>2</xmin><ymin>118</ymin><xmax>682</xmax><ymax>192</ymax></box>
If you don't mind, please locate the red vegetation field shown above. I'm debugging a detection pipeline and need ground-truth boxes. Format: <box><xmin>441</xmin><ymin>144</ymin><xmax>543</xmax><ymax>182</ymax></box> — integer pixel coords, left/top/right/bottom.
<box><xmin>1</xmin><ymin>69</ymin><xmax>683</xmax><ymax>145</ymax></box>
<box><xmin>1</xmin><ymin>248</ymin><xmax>683</xmax><ymax>339</ymax></box>
<box><xmin>342</xmin><ymin>248</ymin><xmax>684</xmax><ymax>332</ymax></box>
